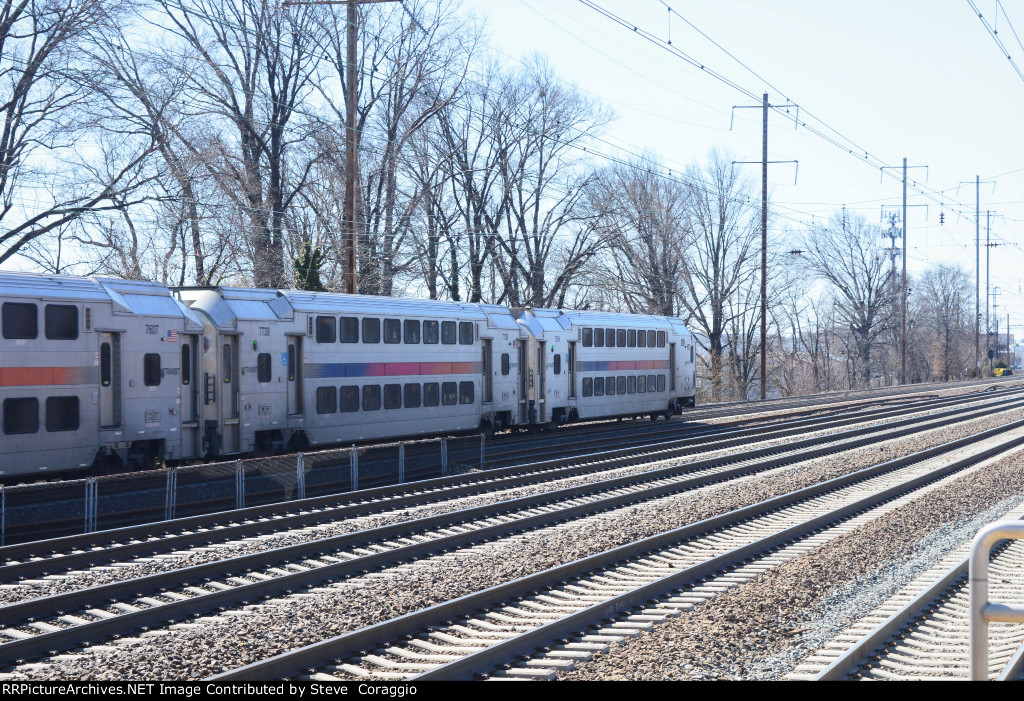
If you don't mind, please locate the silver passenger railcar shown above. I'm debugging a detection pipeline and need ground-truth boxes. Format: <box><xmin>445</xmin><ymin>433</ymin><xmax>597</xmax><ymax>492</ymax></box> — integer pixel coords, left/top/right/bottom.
<box><xmin>2</xmin><ymin>272</ymin><xmax>698</xmax><ymax>476</ymax></box>
<box><xmin>0</xmin><ymin>272</ymin><xmax>204</xmax><ymax>475</ymax></box>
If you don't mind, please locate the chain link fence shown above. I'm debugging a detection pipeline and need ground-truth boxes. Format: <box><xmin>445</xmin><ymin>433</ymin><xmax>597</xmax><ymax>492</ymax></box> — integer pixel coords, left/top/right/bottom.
<box><xmin>0</xmin><ymin>434</ymin><xmax>478</xmax><ymax>546</ymax></box>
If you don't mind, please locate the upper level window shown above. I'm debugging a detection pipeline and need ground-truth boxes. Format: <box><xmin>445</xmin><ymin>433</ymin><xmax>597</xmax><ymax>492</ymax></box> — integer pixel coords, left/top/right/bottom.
<box><xmin>362</xmin><ymin>317</ymin><xmax>381</xmax><ymax>344</ymax></box>
<box><xmin>339</xmin><ymin>317</ymin><xmax>358</xmax><ymax>343</ymax></box>
<box><xmin>582</xmin><ymin>328</ymin><xmax>593</xmax><ymax>347</ymax></box>
<box><xmin>45</xmin><ymin>305</ymin><xmax>78</xmax><ymax>340</ymax></box>
<box><xmin>657</xmin><ymin>331</ymin><xmax>666</xmax><ymax>347</ymax></box>
<box><xmin>647</xmin><ymin>330</ymin><xmax>657</xmax><ymax>348</ymax></box>
<box><xmin>627</xmin><ymin>330</ymin><xmax>636</xmax><ymax>347</ymax></box>
<box><xmin>181</xmin><ymin>345</ymin><xmax>191</xmax><ymax>386</ymax></box>
<box><xmin>459</xmin><ymin>322</ymin><xmax>474</xmax><ymax>345</ymax></box>
<box><xmin>316</xmin><ymin>316</ymin><xmax>336</xmax><ymax>344</ymax></box>
<box><xmin>441</xmin><ymin>321</ymin><xmax>457</xmax><ymax>345</ymax></box>
<box><xmin>383</xmin><ymin>318</ymin><xmax>401</xmax><ymax>344</ymax></box>
<box><xmin>594</xmin><ymin>328</ymin><xmax>604</xmax><ymax>348</ymax></box>
<box><xmin>423</xmin><ymin>320</ymin><xmax>439</xmax><ymax>344</ymax></box>
<box><xmin>2</xmin><ymin>302</ymin><xmax>36</xmax><ymax>339</ymax></box>
<box><xmin>616</xmin><ymin>329</ymin><xmax>626</xmax><ymax>347</ymax></box>
<box><xmin>404</xmin><ymin>319</ymin><xmax>420</xmax><ymax>344</ymax></box>
<box><xmin>144</xmin><ymin>353</ymin><xmax>161</xmax><ymax>386</ymax></box>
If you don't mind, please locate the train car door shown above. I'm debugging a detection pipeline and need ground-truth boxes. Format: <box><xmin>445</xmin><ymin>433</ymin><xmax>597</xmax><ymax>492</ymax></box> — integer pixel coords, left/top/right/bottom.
<box><xmin>536</xmin><ymin>341</ymin><xmax>546</xmax><ymax>423</ymax></box>
<box><xmin>518</xmin><ymin>341</ymin><xmax>528</xmax><ymax>424</ymax></box>
<box><xmin>180</xmin><ymin>336</ymin><xmax>200</xmax><ymax>456</ymax></box>
<box><xmin>669</xmin><ymin>343</ymin><xmax>676</xmax><ymax>394</ymax></box>
<box><xmin>287</xmin><ymin>336</ymin><xmax>303</xmax><ymax>415</ymax></box>
<box><xmin>99</xmin><ymin>332</ymin><xmax>122</xmax><ymax>428</ymax></box>
<box><xmin>222</xmin><ymin>336</ymin><xmax>240</xmax><ymax>453</ymax></box>
<box><xmin>482</xmin><ymin>339</ymin><xmax>493</xmax><ymax>404</ymax></box>
<box><xmin>568</xmin><ymin>341</ymin><xmax>576</xmax><ymax>398</ymax></box>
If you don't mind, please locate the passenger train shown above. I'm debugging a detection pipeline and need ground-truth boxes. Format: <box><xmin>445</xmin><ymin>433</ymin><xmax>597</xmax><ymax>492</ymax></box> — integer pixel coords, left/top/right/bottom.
<box><xmin>0</xmin><ymin>271</ymin><xmax>697</xmax><ymax>477</ymax></box>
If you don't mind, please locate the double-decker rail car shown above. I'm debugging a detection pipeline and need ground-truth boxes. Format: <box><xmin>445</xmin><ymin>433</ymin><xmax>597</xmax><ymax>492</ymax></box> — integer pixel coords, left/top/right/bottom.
<box><xmin>515</xmin><ymin>308</ymin><xmax>696</xmax><ymax>426</ymax></box>
<box><xmin>0</xmin><ymin>272</ymin><xmax>204</xmax><ymax>475</ymax></box>
<box><xmin>2</xmin><ymin>271</ymin><xmax>698</xmax><ymax>477</ymax></box>
<box><xmin>175</xmin><ymin>288</ymin><xmax>528</xmax><ymax>458</ymax></box>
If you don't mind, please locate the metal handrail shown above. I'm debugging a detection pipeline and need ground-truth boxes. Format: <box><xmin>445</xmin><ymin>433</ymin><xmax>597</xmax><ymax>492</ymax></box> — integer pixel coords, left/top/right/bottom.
<box><xmin>970</xmin><ymin>521</ymin><xmax>1024</xmax><ymax>680</ymax></box>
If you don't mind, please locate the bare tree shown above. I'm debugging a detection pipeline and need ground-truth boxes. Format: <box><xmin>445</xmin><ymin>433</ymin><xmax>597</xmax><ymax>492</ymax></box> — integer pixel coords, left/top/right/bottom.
<box><xmin>677</xmin><ymin>150</ymin><xmax>760</xmax><ymax>400</ymax></box>
<box><xmin>156</xmin><ymin>0</ymin><xmax>321</xmax><ymax>287</ymax></box>
<box><xmin>308</xmin><ymin>0</ymin><xmax>476</xmax><ymax>296</ymax></box>
<box><xmin>0</xmin><ymin>0</ymin><xmax>160</xmax><ymax>264</ymax></box>
<box><xmin>492</xmin><ymin>56</ymin><xmax>612</xmax><ymax>307</ymax></box>
<box><xmin>800</xmin><ymin>212</ymin><xmax>894</xmax><ymax>387</ymax></box>
<box><xmin>590</xmin><ymin>157</ymin><xmax>689</xmax><ymax>316</ymax></box>
<box><xmin>916</xmin><ymin>264</ymin><xmax>974</xmax><ymax>380</ymax></box>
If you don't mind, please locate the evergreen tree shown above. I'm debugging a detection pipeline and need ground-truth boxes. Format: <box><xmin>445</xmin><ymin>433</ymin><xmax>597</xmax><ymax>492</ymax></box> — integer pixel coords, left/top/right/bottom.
<box><xmin>294</xmin><ymin>242</ymin><xmax>327</xmax><ymax>291</ymax></box>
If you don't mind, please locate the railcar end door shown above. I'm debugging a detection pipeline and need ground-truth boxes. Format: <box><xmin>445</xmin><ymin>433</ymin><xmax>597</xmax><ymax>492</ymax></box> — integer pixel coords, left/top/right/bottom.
<box><xmin>181</xmin><ymin>336</ymin><xmax>199</xmax><ymax>456</ymax></box>
<box><xmin>670</xmin><ymin>343</ymin><xmax>676</xmax><ymax>395</ymax></box>
<box><xmin>99</xmin><ymin>332</ymin><xmax>122</xmax><ymax>428</ymax></box>
<box><xmin>288</xmin><ymin>337</ymin><xmax>303</xmax><ymax>415</ymax></box>
<box><xmin>222</xmin><ymin>336</ymin><xmax>240</xmax><ymax>453</ymax></box>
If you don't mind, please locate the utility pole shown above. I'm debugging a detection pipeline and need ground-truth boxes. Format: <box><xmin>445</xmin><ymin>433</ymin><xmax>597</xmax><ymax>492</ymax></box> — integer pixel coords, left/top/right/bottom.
<box><xmin>880</xmin><ymin>159</ymin><xmax>926</xmax><ymax>385</ymax></box>
<box><xmin>986</xmin><ymin>211</ymin><xmax>991</xmax><ymax>352</ymax></box>
<box><xmin>984</xmin><ymin>212</ymin><xmax>1002</xmax><ymax>370</ymax></box>
<box><xmin>284</xmin><ymin>0</ymin><xmax>404</xmax><ymax>295</ymax></box>
<box><xmin>344</xmin><ymin>0</ymin><xmax>358</xmax><ymax>294</ymax></box>
<box><xmin>761</xmin><ymin>93</ymin><xmax>767</xmax><ymax>402</ymax></box>
<box><xmin>730</xmin><ymin>93</ymin><xmax>797</xmax><ymax>400</ymax></box>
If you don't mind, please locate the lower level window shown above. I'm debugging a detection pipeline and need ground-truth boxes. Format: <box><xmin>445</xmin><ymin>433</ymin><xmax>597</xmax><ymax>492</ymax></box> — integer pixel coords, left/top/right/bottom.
<box><xmin>363</xmin><ymin>385</ymin><xmax>382</xmax><ymax>411</ymax></box>
<box><xmin>316</xmin><ymin>386</ymin><xmax>337</xmax><ymax>414</ymax></box>
<box><xmin>340</xmin><ymin>386</ymin><xmax>359</xmax><ymax>412</ymax></box>
<box><xmin>3</xmin><ymin>397</ymin><xmax>38</xmax><ymax>434</ymax></box>
<box><xmin>441</xmin><ymin>382</ymin><xmax>457</xmax><ymax>406</ymax></box>
<box><xmin>384</xmin><ymin>383</ymin><xmax>402</xmax><ymax>409</ymax></box>
<box><xmin>424</xmin><ymin>382</ymin><xmax>440</xmax><ymax>407</ymax></box>
<box><xmin>459</xmin><ymin>381</ymin><xmax>474</xmax><ymax>404</ymax></box>
<box><xmin>46</xmin><ymin>396</ymin><xmax>79</xmax><ymax>432</ymax></box>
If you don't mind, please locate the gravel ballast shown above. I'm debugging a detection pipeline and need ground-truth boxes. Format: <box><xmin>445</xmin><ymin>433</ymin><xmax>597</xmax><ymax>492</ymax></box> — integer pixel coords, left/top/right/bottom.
<box><xmin>4</xmin><ymin>403</ymin><xmax>1024</xmax><ymax>679</ymax></box>
<box><xmin>557</xmin><ymin>447</ymin><xmax>1024</xmax><ymax>681</ymax></box>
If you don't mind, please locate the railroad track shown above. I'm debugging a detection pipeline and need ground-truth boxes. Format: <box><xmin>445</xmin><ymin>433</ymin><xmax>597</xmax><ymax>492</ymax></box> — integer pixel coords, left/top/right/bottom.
<box><xmin>790</xmin><ymin>509</ymin><xmax>1024</xmax><ymax>681</ymax></box>
<box><xmin>209</xmin><ymin>422</ymin><xmax>1024</xmax><ymax>681</ymax></box>
<box><xmin>2</xmin><ymin>389</ymin><xmax>1023</xmax><ymax>678</ymax></box>
<box><xmin>0</xmin><ymin>386</ymin><xmax>951</xmax><ymax>545</ymax></box>
<box><xmin>5</xmin><ymin>386</ymin><xmax>1011</xmax><ymax>584</ymax></box>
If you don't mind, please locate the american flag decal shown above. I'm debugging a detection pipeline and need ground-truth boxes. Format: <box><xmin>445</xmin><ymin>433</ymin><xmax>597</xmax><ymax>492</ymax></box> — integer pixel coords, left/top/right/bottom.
<box><xmin>167</xmin><ymin>330</ymin><xmax>179</xmax><ymax>342</ymax></box>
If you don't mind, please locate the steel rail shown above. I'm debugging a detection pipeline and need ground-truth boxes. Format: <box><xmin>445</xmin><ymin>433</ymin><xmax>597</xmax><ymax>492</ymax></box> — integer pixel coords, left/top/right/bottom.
<box><xmin>812</xmin><ymin>533</ymin><xmax>1024</xmax><ymax>681</ymax></box>
<box><xmin>4</xmin><ymin>388</ymin><xmax>1008</xmax><ymax>580</ymax></box>
<box><xmin>3</xmin><ymin>399</ymin><xmax>1024</xmax><ymax>666</ymax></box>
<box><xmin>211</xmin><ymin>421</ymin><xmax>1024</xmax><ymax>680</ymax></box>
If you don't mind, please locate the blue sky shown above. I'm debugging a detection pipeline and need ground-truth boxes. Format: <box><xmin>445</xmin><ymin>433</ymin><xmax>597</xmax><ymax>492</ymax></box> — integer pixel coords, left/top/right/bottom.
<box><xmin>462</xmin><ymin>0</ymin><xmax>1024</xmax><ymax>335</ymax></box>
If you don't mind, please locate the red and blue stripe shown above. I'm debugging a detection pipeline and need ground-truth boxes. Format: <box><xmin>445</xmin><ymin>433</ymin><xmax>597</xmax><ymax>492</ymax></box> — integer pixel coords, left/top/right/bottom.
<box><xmin>305</xmin><ymin>361</ymin><xmax>483</xmax><ymax>379</ymax></box>
<box><xmin>0</xmin><ymin>366</ymin><xmax>98</xmax><ymax>387</ymax></box>
<box><xmin>576</xmin><ymin>360</ymin><xmax>669</xmax><ymax>372</ymax></box>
